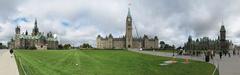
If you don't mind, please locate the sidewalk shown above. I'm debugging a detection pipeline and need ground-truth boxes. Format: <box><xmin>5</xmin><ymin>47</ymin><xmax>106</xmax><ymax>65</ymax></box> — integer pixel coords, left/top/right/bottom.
<box><xmin>0</xmin><ymin>50</ymin><xmax>19</xmax><ymax>75</ymax></box>
<box><xmin>215</xmin><ymin>55</ymin><xmax>240</xmax><ymax>75</ymax></box>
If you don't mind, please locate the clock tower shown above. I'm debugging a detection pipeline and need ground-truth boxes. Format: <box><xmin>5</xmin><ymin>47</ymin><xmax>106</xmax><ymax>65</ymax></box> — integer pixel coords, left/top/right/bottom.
<box><xmin>220</xmin><ymin>25</ymin><xmax>226</xmax><ymax>51</ymax></box>
<box><xmin>125</xmin><ymin>8</ymin><xmax>133</xmax><ymax>48</ymax></box>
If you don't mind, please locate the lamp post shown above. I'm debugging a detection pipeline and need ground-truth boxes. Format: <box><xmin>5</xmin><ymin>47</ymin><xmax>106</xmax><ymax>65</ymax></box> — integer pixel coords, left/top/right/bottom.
<box><xmin>172</xmin><ymin>45</ymin><xmax>175</xmax><ymax>56</ymax></box>
<box><xmin>173</xmin><ymin>49</ymin><xmax>175</xmax><ymax>56</ymax></box>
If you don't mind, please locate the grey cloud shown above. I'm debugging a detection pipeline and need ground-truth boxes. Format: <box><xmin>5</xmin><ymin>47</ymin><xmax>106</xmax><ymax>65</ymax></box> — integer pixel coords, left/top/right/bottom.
<box><xmin>1</xmin><ymin>0</ymin><xmax>240</xmax><ymax>46</ymax></box>
<box><xmin>0</xmin><ymin>0</ymin><xmax>24</xmax><ymax>21</ymax></box>
<box><xmin>125</xmin><ymin>0</ymin><xmax>240</xmax><ymax>46</ymax></box>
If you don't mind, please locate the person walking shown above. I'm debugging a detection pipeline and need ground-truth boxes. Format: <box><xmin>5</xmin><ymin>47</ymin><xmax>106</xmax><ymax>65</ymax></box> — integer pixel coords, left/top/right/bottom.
<box><xmin>233</xmin><ymin>50</ymin><xmax>236</xmax><ymax>55</ymax></box>
<box><xmin>224</xmin><ymin>50</ymin><xmax>227</xmax><ymax>56</ymax></box>
<box><xmin>210</xmin><ymin>50</ymin><xmax>214</xmax><ymax>59</ymax></box>
<box><xmin>9</xmin><ymin>49</ymin><xmax>14</xmax><ymax>57</ymax></box>
<box><xmin>220</xmin><ymin>51</ymin><xmax>222</xmax><ymax>59</ymax></box>
<box><xmin>238</xmin><ymin>49</ymin><xmax>239</xmax><ymax>55</ymax></box>
<box><xmin>205</xmin><ymin>50</ymin><xmax>210</xmax><ymax>62</ymax></box>
<box><xmin>228</xmin><ymin>51</ymin><xmax>231</xmax><ymax>57</ymax></box>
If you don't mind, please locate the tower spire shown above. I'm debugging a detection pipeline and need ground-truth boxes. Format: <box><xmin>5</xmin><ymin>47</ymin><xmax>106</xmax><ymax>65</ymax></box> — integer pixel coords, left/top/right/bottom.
<box><xmin>126</xmin><ymin>2</ymin><xmax>133</xmax><ymax>48</ymax></box>
<box><xmin>15</xmin><ymin>25</ymin><xmax>20</xmax><ymax>34</ymax></box>
<box><xmin>35</xmin><ymin>18</ymin><xmax>37</xmax><ymax>27</ymax></box>
<box><xmin>127</xmin><ymin>2</ymin><xmax>132</xmax><ymax>17</ymax></box>
<box><xmin>220</xmin><ymin>16</ymin><xmax>226</xmax><ymax>32</ymax></box>
<box><xmin>32</xmin><ymin>18</ymin><xmax>39</xmax><ymax>36</ymax></box>
<box><xmin>25</xmin><ymin>30</ymin><xmax>28</xmax><ymax>35</ymax></box>
<box><xmin>128</xmin><ymin>8</ymin><xmax>131</xmax><ymax>17</ymax></box>
<box><xmin>221</xmin><ymin>16</ymin><xmax>224</xmax><ymax>25</ymax></box>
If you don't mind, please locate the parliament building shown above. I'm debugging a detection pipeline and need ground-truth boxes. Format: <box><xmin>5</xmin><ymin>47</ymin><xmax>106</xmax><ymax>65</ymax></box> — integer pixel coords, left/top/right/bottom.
<box><xmin>8</xmin><ymin>20</ymin><xmax>59</xmax><ymax>49</ymax></box>
<box><xmin>96</xmin><ymin>8</ymin><xmax>159</xmax><ymax>49</ymax></box>
<box><xmin>184</xmin><ymin>25</ymin><xmax>232</xmax><ymax>51</ymax></box>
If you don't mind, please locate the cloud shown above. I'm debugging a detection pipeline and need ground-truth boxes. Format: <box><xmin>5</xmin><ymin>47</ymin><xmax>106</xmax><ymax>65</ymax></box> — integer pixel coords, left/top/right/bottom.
<box><xmin>1</xmin><ymin>0</ymin><xmax>240</xmax><ymax>47</ymax></box>
<box><xmin>0</xmin><ymin>0</ymin><xmax>24</xmax><ymax>21</ymax></box>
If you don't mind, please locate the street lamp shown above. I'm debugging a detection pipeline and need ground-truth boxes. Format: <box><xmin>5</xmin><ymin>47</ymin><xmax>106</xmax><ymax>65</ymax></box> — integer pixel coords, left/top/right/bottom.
<box><xmin>172</xmin><ymin>45</ymin><xmax>175</xmax><ymax>56</ymax></box>
<box><xmin>173</xmin><ymin>49</ymin><xmax>175</xmax><ymax>56</ymax></box>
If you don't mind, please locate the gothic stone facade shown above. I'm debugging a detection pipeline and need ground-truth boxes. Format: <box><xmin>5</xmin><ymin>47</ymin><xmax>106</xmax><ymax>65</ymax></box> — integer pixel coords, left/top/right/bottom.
<box><xmin>184</xmin><ymin>25</ymin><xmax>232</xmax><ymax>51</ymax></box>
<box><xmin>96</xmin><ymin>8</ymin><xmax>159</xmax><ymax>49</ymax></box>
<box><xmin>8</xmin><ymin>20</ymin><xmax>59</xmax><ymax>50</ymax></box>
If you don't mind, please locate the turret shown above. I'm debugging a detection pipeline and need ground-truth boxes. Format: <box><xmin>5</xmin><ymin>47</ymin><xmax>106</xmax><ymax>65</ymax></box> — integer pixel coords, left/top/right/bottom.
<box><xmin>143</xmin><ymin>35</ymin><xmax>148</xmax><ymax>39</ymax></box>
<box><xmin>196</xmin><ymin>39</ymin><xmax>199</xmax><ymax>42</ymax></box>
<box><xmin>109</xmin><ymin>34</ymin><xmax>113</xmax><ymax>38</ymax></box>
<box><xmin>219</xmin><ymin>20</ymin><xmax>227</xmax><ymax>51</ymax></box>
<box><xmin>47</xmin><ymin>32</ymin><xmax>53</xmax><ymax>38</ymax></box>
<box><xmin>32</xmin><ymin>19</ymin><xmax>39</xmax><ymax>36</ymax></box>
<box><xmin>154</xmin><ymin>36</ymin><xmax>158</xmax><ymax>40</ymax></box>
<box><xmin>188</xmin><ymin>35</ymin><xmax>192</xmax><ymax>42</ymax></box>
<box><xmin>97</xmin><ymin>35</ymin><xmax>101</xmax><ymax>39</ymax></box>
<box><xmin>15</xmin><ymin>26</ymin><xmax>20</xmax><ymax>34</ymax></box>
<box><xmin>25</xmin><ymin>30</ymin><xmax>28</xmax><ymax>35</ymax></box>
<box><xmin>11</xmin><ymin>37</ymin><xmax>14</xmax><ymax>42</ymax></box>
<box><xmin>125</xmin><ymin>8</ymin><xmax>133</xmax><ymax>48</ymax></box>
<box><xmin>220</xmin><ymin>25</ymin><xmax>226</xmax><ymax>41</ymax></box>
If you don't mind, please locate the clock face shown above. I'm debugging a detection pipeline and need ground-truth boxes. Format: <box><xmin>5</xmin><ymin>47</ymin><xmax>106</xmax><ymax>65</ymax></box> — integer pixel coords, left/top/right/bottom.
<box><xmin>128</xmin><ymin>18</ymin><xmax>131</xmax><ymax>21</ymax></box>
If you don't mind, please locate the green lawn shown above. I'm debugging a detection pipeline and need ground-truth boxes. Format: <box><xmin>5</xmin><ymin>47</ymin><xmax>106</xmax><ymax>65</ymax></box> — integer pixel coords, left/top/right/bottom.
<box><xmin>14</xmin><ymin>50</ymin><xmax>216</xmax><ymax>75</ymax></box>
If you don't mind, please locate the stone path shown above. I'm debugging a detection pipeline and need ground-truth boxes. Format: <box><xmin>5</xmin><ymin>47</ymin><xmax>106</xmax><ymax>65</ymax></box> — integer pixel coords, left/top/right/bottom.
<box><xmin>0</xmin><ymin>49</ymin><xmax>19</xmax><ymax>75</ymax></box>
<box><xmin>129</xmin><ymin>49</ymin><xmax>240</xmax><ymax>75</ymax></box>
<box><xmin>214</xmin><ymin>54</ymin><xmax>240</xmax><ymax>75</ymax></box>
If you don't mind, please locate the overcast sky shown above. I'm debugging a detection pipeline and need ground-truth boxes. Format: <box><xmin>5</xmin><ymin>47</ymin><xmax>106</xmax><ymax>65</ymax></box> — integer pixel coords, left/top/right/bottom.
<box><xmin>1</xmin><ymin>0</ymin><xmax>240</xmax><ymax>47</ymax></box>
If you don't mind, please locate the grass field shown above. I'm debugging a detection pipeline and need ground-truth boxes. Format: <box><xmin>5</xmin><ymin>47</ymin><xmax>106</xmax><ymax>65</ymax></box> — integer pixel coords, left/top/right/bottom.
<box><xmin>14</xmin><ymin>50</ymin><xmax>216</xmax><ymax>75</ymax></box>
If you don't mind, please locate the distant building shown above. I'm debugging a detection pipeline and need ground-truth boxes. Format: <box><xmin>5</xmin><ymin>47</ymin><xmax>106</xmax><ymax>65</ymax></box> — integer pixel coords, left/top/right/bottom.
<box><xmin>96</xmin><ymin>8</ymin><xmax>159</xmax><ymax>49</ymax></box>
<box><xmin>8</xmin><ymin>19</ymin><xmax>59</xmax><ymax>50</ymax></box>
<box><xmin>220</xmin><ymin>25</ymin><xmax>228</xmax><ymax>51</ymax></box>
<box><xmin>184</xmin><ymin>25</ymin><xmax>232</xmax><ymax>50</ymax></box>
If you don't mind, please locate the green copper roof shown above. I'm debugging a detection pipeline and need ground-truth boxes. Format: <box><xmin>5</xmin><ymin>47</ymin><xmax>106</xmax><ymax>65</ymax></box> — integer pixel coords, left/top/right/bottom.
<box><xmin>127</xmin><ymin>8</ymin><xmax>131</xmax><ymax>17</ymax></box>
<box><xmin>47</xmin><ymin>38</ymin><xmax>58</xmax><ymax>41</ymax></box>
<box><xmin>16</xmin><ymin>34</ymin><xmax>57</xmax><ymax>41</ymax></box>
<box><xmin>220</xmin><ymin>25</ymin><xmax>226</xmax><ymax>32</ymax></box>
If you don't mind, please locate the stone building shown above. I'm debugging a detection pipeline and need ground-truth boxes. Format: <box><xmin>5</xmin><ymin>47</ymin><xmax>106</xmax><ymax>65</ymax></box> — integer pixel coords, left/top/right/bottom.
<box><xmin>219</xmin><ymin>25</ymin><xmax>228</xmax><ymax>51</ymax></box>
<box><xmin>96</xmin><ymin>8</ymin><xmax>159</xmax><ymax>49</ymax></box>
<box><xmin>184</xmin><ymin>25</ymin><xmax>232</xmax><ymax>50</ymax></box>
<box><xmin>8</xmin><ymin>19</ymin><xmax>59</xmax><ymax>50</ymax></box>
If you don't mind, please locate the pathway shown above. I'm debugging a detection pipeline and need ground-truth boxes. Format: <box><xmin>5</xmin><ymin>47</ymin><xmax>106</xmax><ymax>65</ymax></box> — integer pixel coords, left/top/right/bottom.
<box><xmin>214</xmin><ymin>54</ymin><xmax>240</xmax><ymax>75</ymax></box>
<box><xmin>0</xmin><ymin>49</ymin><xmax>19</xmax><ymax>75</ymax></box>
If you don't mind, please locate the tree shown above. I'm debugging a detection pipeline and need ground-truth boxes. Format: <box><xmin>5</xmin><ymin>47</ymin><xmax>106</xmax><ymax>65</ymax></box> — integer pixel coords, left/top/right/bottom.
<box><xmin>63</xmin><ymin>44</ymin><xmax>71</xmax><ymax>49</ymax></box>
<box><xmin>160</xmin><ymin>41</ymin><xmax>165</xmax><ymax>49</ymax></box>
<box><xmin>0</xmin><ymin>43</ymin><xmax>7</xmax><ymax>49</ymax></box>
<box><xmin>177</xmin><ymin>46</ymin><xmax>182</xmax><ymax>50</ymax></box>
<box><xmin>80</xmin><ymin>43</ymin><xmax>93</xmax><ymax>48</ymax></box>
<box><xmin>58</xmin><ymin>44</ymin><xmax>63</xmax><ymax>49</ymax></box>
<box><xmin>164</xmin><ymin>44</ymin><xmax>170</xmax><ymax>50</ymax></box>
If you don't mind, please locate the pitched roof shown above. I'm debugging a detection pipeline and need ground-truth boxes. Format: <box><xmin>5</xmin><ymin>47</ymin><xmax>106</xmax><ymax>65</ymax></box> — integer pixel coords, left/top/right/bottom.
<box><xmin>220</xmin><ymin>25</ymin><xmax>226</xmax><ymax>32</ymax></box>
<box><xmin>17</xmin><ymin>34</ymin><xmax>57</xmax><ymax>41</ymax></box>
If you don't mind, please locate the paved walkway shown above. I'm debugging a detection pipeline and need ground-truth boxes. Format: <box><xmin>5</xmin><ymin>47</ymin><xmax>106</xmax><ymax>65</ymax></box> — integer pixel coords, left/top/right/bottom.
<box><xmin>129</xmin><ymin>49</ymin><xmax>240</xmax><ymax>75</ymax></box>
<box><xmin>0</xmin><ymin>49</ymin><xmax>19</xmax><ymax>75</ymax></box>
<box><xmin>214</xmin><ymin>54</ymin><xmax>240</xmax><ymax>75</ymax></box>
